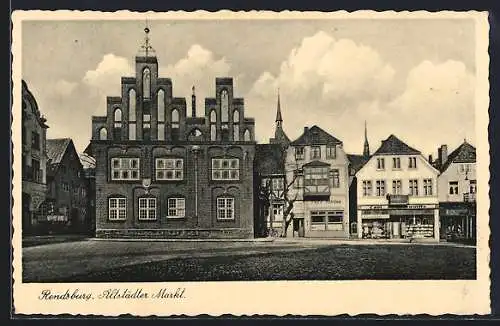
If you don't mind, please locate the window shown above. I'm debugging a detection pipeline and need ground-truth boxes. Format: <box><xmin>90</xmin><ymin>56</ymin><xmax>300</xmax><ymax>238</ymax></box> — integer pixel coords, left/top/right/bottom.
<box><xmin>62</xmin><ymin>182</ymin><xmax>69</xmax><ymax>192</ymax></box>
<box><xmin>113</xmin><ymin>108</ymin><xmax>122</xmax><ymax>140</ymax></box>
<box><xmin>171</xmin><ymin>109</ymin><xmax>180</xmax><ymax>141</ymax></box>
<box><xmin>210</xmin><ymin>125</ymin><xmax>217</xmax><ymax>141</ymax></box>
<box><xmin>221</xmin><ymin>90</ymin><xmax>229</xmax><ymax>123</ymax></box>
<box><xmin>304</xmin><ymin>167</ymin><xmax>330</xmax><ymax>193</ymax></box>
<box><xmin>138</xmin><ymin>197</ymin><xmax>156</xmax><ymax>220</ymax></box>
<box><xmin>310</xmin><ymin>211</ymin><xmax>343</xmax><ymax>231</ymax></box>
<box><xmin>233</xmin><ymin>110</ymin><xmax>240</xmax><ymax>141</ymax></box>
<box><xmin>272</xmin><ymin>178</ymin><xmax>284</xmax><ymax>191</ymax></box>
<box><xmin>272</xmin><ymin>203</ymin><xmax>284</xmax><ymax>221</ymax></box>
<box><xmin>392</xmin><ymin>179</ymin><xmax>402</xmax><ymax>195</ymax></box>
<box><xmin>469</xmin><ymin>180</ymin><xmax>477</xmax><ymax>194</ymax></box>
<box><xmin>362</xmin><ymin>180</ymin><xmax>372</xmax><ymax>196</ymax></box>
<box><xmin>157</xmin><ymin>124</ymin><xmax>165</xmax><ymax>141</ymax></box>
<box><xmin>423</xmin><ymin>178</ymin><xmax>433</xmax><ymax>196</ymax></box>
<box><xmin>409</xmin><ymin>157</ymin><xmax>417</xmax><ymax>169</ymax></box>
<box><xmin>31</xmin><ymin>131</ymin><xmax>40</xmax><ymax>150</ymax></box>
<box><xmin>295</xmin><ymin>147</ymin><xmax>305</xmax><ymax>160</ymax></box>
<box><xmin>409</xmin><ymin>179</ymin><xmax>419</xmax><ymax>196</ymax></box>
<box><xmin>129</xmin><ymin>124</ymin><xmax>136</xmax><ymax>140</ymax></box>
<box><xmin>142</xmin><ymin>68</ymin><xmax>151</xmax><ymax>99</ymax></box>
<box><xmin>212</xmin><ymin>158</ymin><xmax>239</xmax><ymax>180</ymax></box>
<box><xmin>243</xmin><ymin>129</ymin><xmax>251</xmax><ymax>141</ymax></box>
<box><xmin>99</xmin><ymin>127</ymin><xmax>107</xmax><ymax>140</ymax></box>
<box><xmin>156</xmin><ymin>158</ymin><xmax>183</xmax><ymax>180</ymax></box>
<box><xmin>326</xmin><ymin>146</ymin><xmax>336</xmax><ymax>159</ymax></box>
<box><xmin>392</xmin><ymin>157</ymin><xmax>401</xmax><ymax>169</ymax></box>
<box><xmin>108</xmin><ymin>197</ymin><xmax>126</xmax><ymax>220</ymax></box>
<box><xmin>128</xmin><ymin>89</ymin><xmax>136</xmax><ymax>121</ymax></box>
<box><xmin>217</xmin><ymin>197</ymin><xmax>235</xmax><ymax>220</ymax></box>
<box><xmin>111</xmin><ymin>158</ymin><xmax>140</xmax><ymax>180</ymax></box>
<box><xmin>375</xmin><ymin>180</ymin><xmax>386</xmax><ymax>196</ymax></box>
<box><xmin>377</xmin><ymin>158</ymin><xmax>385</xmax><ymax>170</ymax></box>
<box><xmin>167</xmin><ymin>198</ymin><xmax>185</xmax><ymax>218</ymax></box>
<box><xmin>311</xmin><ymin>146</ymin><xmax>321</xmax><ymax>159</ymax></box>
<box><xmin>449</xmin><ymin>181</ymin><xmax>459</xmax><ymax>195</ymax></box>
<box><xmin>157</xmin><ymin>89</ymin><xmax>165</xmax><ymax>122</ymax></box>
<box><xmin>32</xmin><ymin>159</ymin><xmax>41</xmax><ymax>183</ymax></box>
<box><xmin>332</xmin><ymin>169</ymin><xmax>340</xmax><ymax>188</ymax></box>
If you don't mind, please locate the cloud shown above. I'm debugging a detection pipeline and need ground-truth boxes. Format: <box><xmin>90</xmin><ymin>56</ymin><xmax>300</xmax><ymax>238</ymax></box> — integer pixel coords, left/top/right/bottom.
<box><xmin>83</xmin><ymin>53</ymin><xmax>134</xmax><ymax>96</ymax></box>
<box><xmin>246</xmin><ymin>31</ymin><xmax>475</xmax><ymax>157</ymax></box>
<box><xmin>162</xmin><ymin>44</ymin><xmax>232</xmax><ymax>112</ymax></box>
<box><xmin>50</xmin><ymin>79</ymin><xmax>78</xmax><ymax>97</ymax></box>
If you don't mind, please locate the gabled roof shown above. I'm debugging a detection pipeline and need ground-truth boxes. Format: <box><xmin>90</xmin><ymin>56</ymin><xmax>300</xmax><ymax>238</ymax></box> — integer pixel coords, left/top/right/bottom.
<box><xmin>373</xmin><ymin>134</ymin><xmax>421</xmax><ymax>156</ymax></box>
<box><xmin>46</xmin><ymin>138</ymin><xmax>72</xmax><ymax>164</ymax></box>
<box><xmin>347</xmin><ymin>154</ymin><xmax>370</xmax><ymax>174</ymax></box>
<box><xmin>290</xmin><ymin>125</ymin><xmax>342</xmax><ymax>146</ymax></box>
<box><xmin>254</xmin><ymin>144</ymin><xmax>285</xmax><ymax>176</ymax></box>
<box><xmin>440</xmin><ymin>141</ymin><xmax>476</xmax><ymax>172</ymax></box>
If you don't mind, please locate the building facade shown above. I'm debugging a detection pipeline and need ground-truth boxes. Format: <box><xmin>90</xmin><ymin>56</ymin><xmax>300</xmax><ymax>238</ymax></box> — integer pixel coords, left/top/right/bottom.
<box><xmin>356</xmin><ymin>135</ymin><xmax>440</xmax><ymax>241</ymax></box>
<box><xmin>285</xmin><ymin>125</ymin><xmax>351</xmax><ymax>238</ymax></box>
<box><xmin>21</xmin><ymin>80</ymin><xmax>49</xmax><ymax>235</ymax></box>
<box><xmin>36</xmin><ymin>138</ymin><xmax>90</xmax><ymax>234</ymax></box>
<box><xmin>434</xmin><ymin>141</ymin><xmax>476</xmax><ymax>242</ymax></box>
<box><xmin>80</xmin><ymin>152</ymin><xmax>97</xmax><ymax>236</ymax></box>
<box><xmin>85</xmin><ymin>29</ymin><xmax>256</xmax><ymax>239</ymax></box>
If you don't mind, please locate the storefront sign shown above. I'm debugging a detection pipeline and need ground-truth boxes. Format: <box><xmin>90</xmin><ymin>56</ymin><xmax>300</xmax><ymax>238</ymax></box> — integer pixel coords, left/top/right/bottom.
<box><xmin>390</xmin><ymin>209</ymin><xmax>434</xmax><ymax>216</ymax></box>
<box><xmin>388</xmin><ymin>194</ymin><xmax>409</xmax><ymax>205</ymax></box>
<box><xmin>444</xmin><ymin>208</ymin><xmax>469</xmax><ymax>216</ymax></box>
<box><xmin>362</xmin><ymin>214</ymin><xmax>390</xmax><ymax>219</ymax></box>
<box><xmin>362</xmin><ymin>209</ymin><xmax>389</xmax><ymax>215</ymax></box>
<box><xmin>359</xmin><ymin>205</ymin><xmax>389</xmax><ymax>209</ymax></box>
<box><xmin>407</xmin><ymin>204</ymin><xmax>438</xmax><ymax>209</ymax></box>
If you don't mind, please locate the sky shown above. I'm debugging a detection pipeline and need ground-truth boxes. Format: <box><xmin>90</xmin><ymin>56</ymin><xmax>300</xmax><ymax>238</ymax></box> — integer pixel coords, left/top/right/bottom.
<box><xmin>21</xmin><ymin>18</ymin><xmax>477</xmax><ymax>158</ymax></box>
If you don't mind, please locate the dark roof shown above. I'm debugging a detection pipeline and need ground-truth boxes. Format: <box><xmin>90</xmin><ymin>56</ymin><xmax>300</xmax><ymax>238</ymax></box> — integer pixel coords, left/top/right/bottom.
<box><xmin>303</xmin><ymin>160</ymin><xmax>330</xmax><ymax>167</ymax></box>
<box><xmin>46</xmin><ymin>138</ymin><xmax>72</xmax><ymax>164</ymax></box>
<box><xmin>373</xmin><ymin>134</ymin><xmax>421</xmax><ymax>156</ymax></box>
<box><xmin>440</xmin><ymin>141</ymin><xmax>476</xmax><ymax>172</ymax></box>
<box><xmin>347</xmin><ymin>154</ymin><xmax>370</xmax><ymax>174</ymax></box>
<box><xmin>254</xmin><ymin>144</ymin><xmax>285</xmax><ymax>176</ymax></box>
<box><xmin>290</xmin><ymin>125</ymin><xmax>342</xmax><ymax>146</ymax></box>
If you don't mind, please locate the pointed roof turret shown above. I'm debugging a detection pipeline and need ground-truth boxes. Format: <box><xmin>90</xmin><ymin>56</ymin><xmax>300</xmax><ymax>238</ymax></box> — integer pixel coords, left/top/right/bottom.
<box><xmin>276</xmin><ymin>89</ymin><xmax>283</xmax><ymax>123</ymax></box>
<box><xmin>363</xmin><ymin>120</ymin><xmax>370</xmax><ymax>158</ymax></box>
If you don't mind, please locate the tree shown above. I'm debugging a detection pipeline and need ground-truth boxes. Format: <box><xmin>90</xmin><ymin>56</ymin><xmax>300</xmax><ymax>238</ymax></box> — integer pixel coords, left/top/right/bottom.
<box><xmin>258</xmin><ymin>144</ymin><xmax>300</xmax><ymax>238</ymax></box>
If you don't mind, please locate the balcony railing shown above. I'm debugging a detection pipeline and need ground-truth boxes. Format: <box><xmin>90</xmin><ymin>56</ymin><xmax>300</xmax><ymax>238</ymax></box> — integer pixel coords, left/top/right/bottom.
<box><xmin>464</xmin><ymin>193</ymin><xmax>476</xmax><ymax>202</ymax></box>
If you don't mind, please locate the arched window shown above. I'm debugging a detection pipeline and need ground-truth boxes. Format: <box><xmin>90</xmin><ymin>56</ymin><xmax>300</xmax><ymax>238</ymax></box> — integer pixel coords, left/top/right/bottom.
<box><xmin>233</xmin><ymin>110</ymin><xmax>240</xmax><ymax>141</ymax></box>
<box><xmin>157</xmin><ymin>89</ymin><xmax>165</xmax><ymax>122</ymax></box>
<box><xmin>210</xmin><ymin>110</ymin><xmax>217</xmax><ymax>141</ymax></box>
<box><xmin>221</xmin><ymin>89</ymin><xmax>229</xmax><ymax>123</ymax></box>
<box><xmin>128</xmin><ymin>89</ymin><xmax>136</xmax><ymax>121</ymax></box>
<box><xmin>99</xmin><ymin>127</ymin><xmax>107</xmax><ymax>140</ymax></box>
<box><xmin>244</xmin><ymin>129</ymin><xmax>251</xmax><ymax>141</ymax></box>
<box><xmin>114</xmin><ymin>108</ymin><xmax>122</xmax><ymax>122</ymax></box>
<box><xmin>171</xmin><ymin>109</ymin><xmax>180</xmax><ymax>141</ymax></box>
<box><xmin>113</xmin><ymin>108</ymin><xmax>122</xmax><ymax>140</ymax></box>
<box><xmin>142</xmin><ymin>68</ymin><xmax>151</xmax><ymax>99</ymax></box>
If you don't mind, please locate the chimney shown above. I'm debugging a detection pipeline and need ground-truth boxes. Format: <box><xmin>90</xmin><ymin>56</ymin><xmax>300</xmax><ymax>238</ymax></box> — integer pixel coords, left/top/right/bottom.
<box><xmin>304</xmin><ymin>126</ymin><xmax>309</xmax><ymax>134</ymax></box>
<box><xmin>191</xmin><ymin>85</ymin><xmax>196</xmax><ymax>117</ymax></box>
<box><xmin>428</xmin><ymin>154</ymin><xmax>433</xmax><ymax>164</ymax></box>
<box><xmin>440</xmin><ymin>144</ymin><xmax>448</xmax><ymax>165</ymax></box>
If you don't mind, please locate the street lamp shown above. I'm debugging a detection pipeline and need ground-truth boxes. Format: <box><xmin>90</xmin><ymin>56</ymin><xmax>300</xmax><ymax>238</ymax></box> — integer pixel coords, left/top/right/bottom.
<box><xmin>192</xmin><ymin>145</ymin><xmax>201</xmax><ymax>225</ymax></box>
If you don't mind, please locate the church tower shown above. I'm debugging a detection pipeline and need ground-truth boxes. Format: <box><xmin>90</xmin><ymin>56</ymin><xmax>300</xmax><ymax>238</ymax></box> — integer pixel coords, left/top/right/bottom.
<box><xmin>363</xmin><ymin>120</ymin><xmax>370</xmax><ymax>158</ymax></box>
<box><xmin>270</xmin><ymin>89</ymin><xmax>290</xmax><ymax>147</ymax></box>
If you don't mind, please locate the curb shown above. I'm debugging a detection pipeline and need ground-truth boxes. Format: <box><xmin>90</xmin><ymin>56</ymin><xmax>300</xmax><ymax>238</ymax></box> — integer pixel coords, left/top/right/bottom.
<box><xmin>89</xmin><ymin>237</ymin><xmax>276</xmax><ymax>243</ymax></box>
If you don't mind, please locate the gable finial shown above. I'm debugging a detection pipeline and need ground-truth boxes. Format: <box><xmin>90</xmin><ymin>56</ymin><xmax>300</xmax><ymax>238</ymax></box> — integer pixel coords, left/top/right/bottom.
<box><xmin>139</xmin><ymin>18</ymin><xmax>156</xmax><ymax>57</ymax></box>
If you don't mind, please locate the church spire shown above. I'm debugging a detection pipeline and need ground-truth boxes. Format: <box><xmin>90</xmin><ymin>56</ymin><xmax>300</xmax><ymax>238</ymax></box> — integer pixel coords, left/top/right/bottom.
<box><xmin>276</xmin><ymin>88</ymin><xmax>283</xmax><ymax>123</ymax></box>
<box><xmin>363</xmin><ymin>120</ymin><xmax>370</xmax><ymax>158</ymax></box>
<box><xmin>138</xmin><ymin>19</ymin><xmax>156</xmax><ymax>57</ymax></box>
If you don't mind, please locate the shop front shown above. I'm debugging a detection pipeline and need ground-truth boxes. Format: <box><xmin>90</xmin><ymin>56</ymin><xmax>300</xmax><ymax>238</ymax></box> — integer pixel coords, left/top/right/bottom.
<box><xmin>439</xmin><ymin>202</ymin><xmax>476</xmax><ymax>243</ymax></box>
<box><xmin>359</xmin><ymin>204</ymin><xmax>439</xmax><ymax>240</ymax></box>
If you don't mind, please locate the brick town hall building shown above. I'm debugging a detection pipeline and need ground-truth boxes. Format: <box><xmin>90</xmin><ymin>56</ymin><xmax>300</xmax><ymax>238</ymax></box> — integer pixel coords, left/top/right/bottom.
<box><xmin>84</xmin><ymin>27</ymin><xmax>256</xmax><ymax>239</ymax></box>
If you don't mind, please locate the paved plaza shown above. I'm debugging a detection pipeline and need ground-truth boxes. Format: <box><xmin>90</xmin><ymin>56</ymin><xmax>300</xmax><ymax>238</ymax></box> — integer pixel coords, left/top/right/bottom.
<box><xmin>22</xmin><ymin>238</ymin><xmax>476</xmax><ymax>282</ymax></box>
